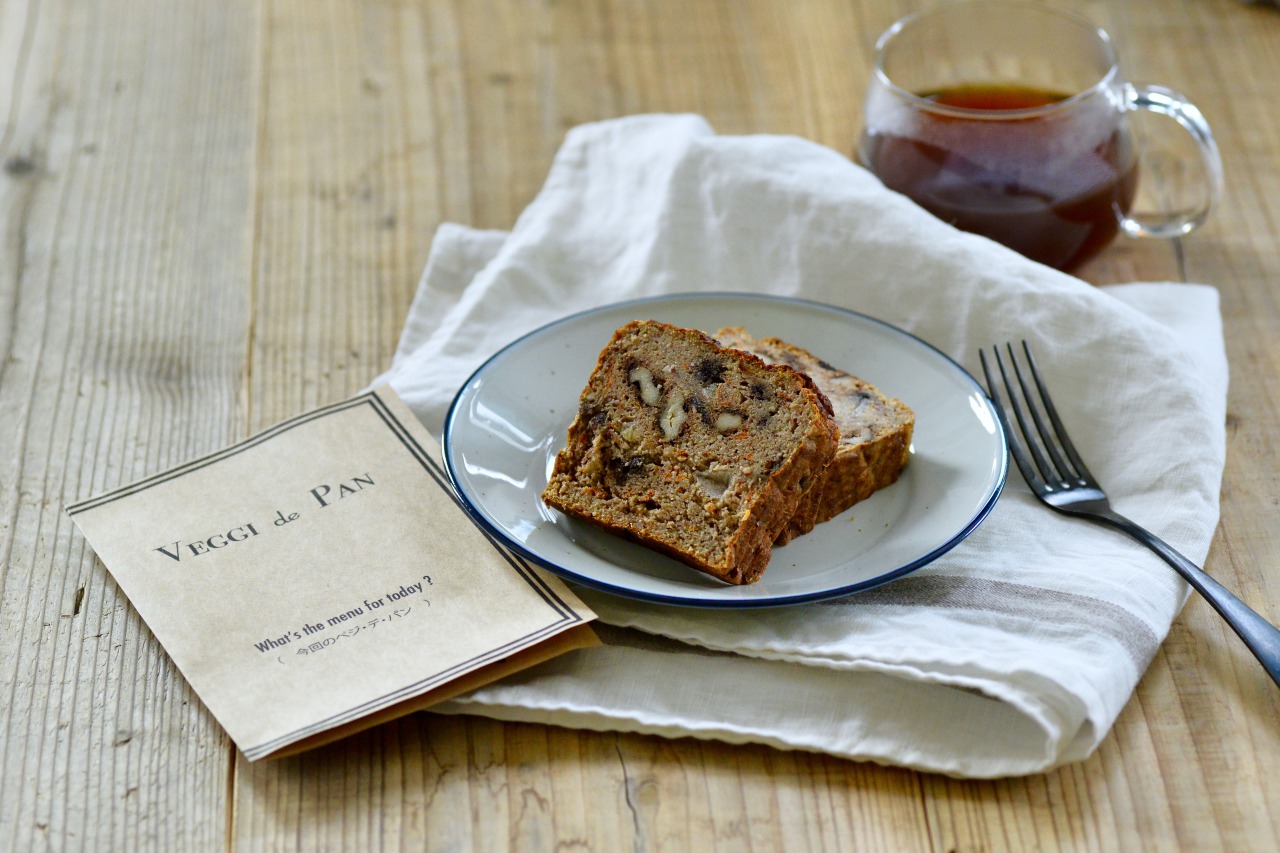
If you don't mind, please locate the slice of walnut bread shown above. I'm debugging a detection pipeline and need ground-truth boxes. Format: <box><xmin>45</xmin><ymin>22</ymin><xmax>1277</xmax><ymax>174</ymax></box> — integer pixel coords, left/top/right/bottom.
<box><xmin>541</xmin><ymin>320</ymin><xmax>839</xmax><ymax>585</ymax></box>
<box><xmin>715</xmin><ymin>327</ymin><xmax>914</xmax><ymax>544</ymax></box>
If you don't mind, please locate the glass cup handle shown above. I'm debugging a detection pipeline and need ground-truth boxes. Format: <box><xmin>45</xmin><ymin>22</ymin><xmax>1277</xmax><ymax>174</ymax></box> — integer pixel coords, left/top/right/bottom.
<box><xmin>1120</xmin><ymin>83</ymin><xmax>1225</xmax><ymax>239</ymax></box>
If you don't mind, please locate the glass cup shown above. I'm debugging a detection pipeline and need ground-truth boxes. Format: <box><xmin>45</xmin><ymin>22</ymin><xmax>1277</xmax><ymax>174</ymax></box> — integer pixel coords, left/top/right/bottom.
<box><xmin>856</xmin><ymin>1</ymin><xmax>1223</xmax><ymax>271</ymax></box>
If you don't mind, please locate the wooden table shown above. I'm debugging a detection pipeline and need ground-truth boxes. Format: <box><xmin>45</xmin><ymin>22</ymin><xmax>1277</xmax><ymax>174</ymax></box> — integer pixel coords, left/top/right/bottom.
<box><xmin>3</xmin><ymin>0</ymin><xmax>1278</xmax><ymax>849</ymax></box>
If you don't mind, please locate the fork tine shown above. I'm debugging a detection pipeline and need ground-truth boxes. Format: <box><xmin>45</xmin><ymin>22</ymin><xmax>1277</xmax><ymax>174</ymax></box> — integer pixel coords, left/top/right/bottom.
<box><xmin>989</xmin><ymin>344</ymin><xmax>1061</xmax><ymax>485</ymax></box>
<box><xmin>979</xmin><ymin>348</ymin><xmax>1043</xmax><ymax>491</ymax></box>
<box><xmin>1004</xmin><ymin>342</ymin><xmax>1080</xmax><ymax>486</ymax></box>
<box><xmin>1016</xmin><ymin>342</ymin><xmax>1099</xmax><ymax>487</ymax></box>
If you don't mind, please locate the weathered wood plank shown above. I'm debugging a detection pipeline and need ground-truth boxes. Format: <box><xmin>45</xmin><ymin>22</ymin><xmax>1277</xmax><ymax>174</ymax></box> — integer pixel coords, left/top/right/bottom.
<box><xmin>0</xmin><ymin>0</ymin><xmax>262</xmax><ymax>850</ymax></box>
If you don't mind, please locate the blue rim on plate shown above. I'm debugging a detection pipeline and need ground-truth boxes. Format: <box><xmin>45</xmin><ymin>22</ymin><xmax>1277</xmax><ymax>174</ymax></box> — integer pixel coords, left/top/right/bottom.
<box><xmin>442</xmin><ymin>293</ymin><xmax>1007</xmax><ymax>608</ymax></box>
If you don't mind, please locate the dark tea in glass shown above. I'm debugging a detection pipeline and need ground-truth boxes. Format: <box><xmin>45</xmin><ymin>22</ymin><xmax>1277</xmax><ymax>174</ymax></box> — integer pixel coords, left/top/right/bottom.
<box><xmin>859</xmin><ymin>83</ymin><xmax>1141</xmax><ymax>271</ymax></box>
<box><xmin>857</xmin><ymin>2</ymin><xmax>1221</xmax><ymax>272</ymax></box>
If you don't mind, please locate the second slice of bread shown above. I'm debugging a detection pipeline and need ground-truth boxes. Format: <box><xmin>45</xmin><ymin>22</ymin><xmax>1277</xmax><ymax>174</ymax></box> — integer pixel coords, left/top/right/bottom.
<box><xmin>715</xmin><ymin>327</ymin><xmax>914</xmax><ymax>544</ymax></box>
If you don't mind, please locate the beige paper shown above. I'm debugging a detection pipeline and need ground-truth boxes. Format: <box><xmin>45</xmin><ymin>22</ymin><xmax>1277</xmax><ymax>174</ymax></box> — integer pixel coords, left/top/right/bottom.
<box><xmin>67</xmin><ymin>386</ymin><xmax>596</xmax><ymax>760</ymax></box>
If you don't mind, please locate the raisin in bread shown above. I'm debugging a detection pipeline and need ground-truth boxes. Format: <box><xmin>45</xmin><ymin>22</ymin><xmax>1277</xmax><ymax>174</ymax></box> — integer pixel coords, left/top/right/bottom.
<box><xmin>715</xmin><ymin>327</ymin><xmax>914</xmax><ymax>544</ymax></box>
<box><xmin>541</xmin><ymin>320</ymin><xmax>839</xmax><ymax>585</ymax></box>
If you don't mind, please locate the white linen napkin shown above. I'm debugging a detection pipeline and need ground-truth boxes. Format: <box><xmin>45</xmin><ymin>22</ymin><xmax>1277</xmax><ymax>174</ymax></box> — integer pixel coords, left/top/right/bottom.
<box><xmin>375</xmin><ymin>114</ymin><xmax>1228</xmax><ymax>778</ymax></box>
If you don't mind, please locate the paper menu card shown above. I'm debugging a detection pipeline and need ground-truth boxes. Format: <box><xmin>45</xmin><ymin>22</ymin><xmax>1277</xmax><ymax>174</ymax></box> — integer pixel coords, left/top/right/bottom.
<box><xmin>67</xmin><ymin>385</ymin><xmax>597</xmax><ymax>760</ymax></box>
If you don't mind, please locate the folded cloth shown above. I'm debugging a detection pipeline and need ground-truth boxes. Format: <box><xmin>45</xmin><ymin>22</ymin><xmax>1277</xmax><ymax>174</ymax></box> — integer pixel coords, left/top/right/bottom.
<box><xmin>375</xmin><ymin>114</ymin><xmax>1228</xmax><ymax>778</ymax></box>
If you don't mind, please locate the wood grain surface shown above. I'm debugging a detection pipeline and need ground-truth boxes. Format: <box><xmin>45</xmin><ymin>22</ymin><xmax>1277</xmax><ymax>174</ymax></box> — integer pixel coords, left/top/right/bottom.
<box><xmin>2</xmin><ymin>0</ymin><xmax>1278</xmax><ymax>850</ymax></box>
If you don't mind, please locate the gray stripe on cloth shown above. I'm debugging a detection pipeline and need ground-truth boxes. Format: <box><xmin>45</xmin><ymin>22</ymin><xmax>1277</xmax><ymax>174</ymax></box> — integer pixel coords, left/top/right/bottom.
<box><xmin>822</xmin><ymin>575</ymin><xmax>1160</xmax><ymax>671</ymax></box>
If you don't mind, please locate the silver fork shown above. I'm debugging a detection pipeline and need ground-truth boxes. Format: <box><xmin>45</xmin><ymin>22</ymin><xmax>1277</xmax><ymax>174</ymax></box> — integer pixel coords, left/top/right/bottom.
<box><xmin>981</xmin><ymin>342</ymin><xmax>1280</xmax><ymax>687</ymax></box>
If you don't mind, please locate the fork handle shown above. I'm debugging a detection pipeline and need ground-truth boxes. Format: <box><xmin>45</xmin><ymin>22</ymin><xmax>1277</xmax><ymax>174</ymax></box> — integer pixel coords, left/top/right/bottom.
<box><xmin>1098</xmin><ymin>511</ymin><xmax>1280</xmax><ymax>687</ymax></box>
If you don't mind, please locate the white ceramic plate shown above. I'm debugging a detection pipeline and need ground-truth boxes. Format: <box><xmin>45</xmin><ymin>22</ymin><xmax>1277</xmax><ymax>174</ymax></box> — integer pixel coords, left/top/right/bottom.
<box><xmin>442</xmin><ymin>294</ymin><xmax>1006</xmax><ymax>607</ymax></box>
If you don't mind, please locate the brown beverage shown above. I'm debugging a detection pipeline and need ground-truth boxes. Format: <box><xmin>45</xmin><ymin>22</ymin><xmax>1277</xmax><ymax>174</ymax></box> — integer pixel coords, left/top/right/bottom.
<box><xmin>859</xmin><ymin>83</ymin><xmax>1140</xmax><ymax>271</ymax></box>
